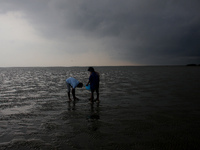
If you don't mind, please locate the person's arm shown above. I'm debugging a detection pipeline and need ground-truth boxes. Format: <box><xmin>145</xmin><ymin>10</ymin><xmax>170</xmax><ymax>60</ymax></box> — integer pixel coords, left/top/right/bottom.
<box><xmin>86</xmin><ymin>80</ymin><xmax>90</xmax><ymax>86</ymax></box>
<box><xmin>86</xmin><ymin>74</ymin><xmax>92</xmax><ymax>86</ymax></box>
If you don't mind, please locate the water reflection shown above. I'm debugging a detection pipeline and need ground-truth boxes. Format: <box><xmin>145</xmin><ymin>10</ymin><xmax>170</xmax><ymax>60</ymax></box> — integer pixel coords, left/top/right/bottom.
<box><xmin>67</xmin><ymin>101</ymin><xmax>76</xmax><ymax>111</ymax></box>
<box><xmin>87</xmin><ymin>103</ymin><xmax>100</xmax><ymax>131</ymax></box>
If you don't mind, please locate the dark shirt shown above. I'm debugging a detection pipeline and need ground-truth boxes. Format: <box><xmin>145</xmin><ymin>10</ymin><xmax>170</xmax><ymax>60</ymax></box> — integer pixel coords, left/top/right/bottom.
<box><xmin>89</xmin><ymin>72</ymin><xmax>99</xmax><ymax>90</ymax></box>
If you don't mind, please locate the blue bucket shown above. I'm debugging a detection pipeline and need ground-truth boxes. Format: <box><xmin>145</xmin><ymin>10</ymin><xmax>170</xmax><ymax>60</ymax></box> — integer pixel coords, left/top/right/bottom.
<box><xmin>85</xmin><ymin>84</ymin><xmax>91</xmax><ymax>90</ymax></box>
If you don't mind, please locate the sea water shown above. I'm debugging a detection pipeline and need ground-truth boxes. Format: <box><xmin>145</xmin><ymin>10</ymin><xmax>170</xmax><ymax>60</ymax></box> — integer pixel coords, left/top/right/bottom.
<box><xmin>0</xmin><ymin>66</ymin><xmax>200</xmax><ymax>149</ymax></box>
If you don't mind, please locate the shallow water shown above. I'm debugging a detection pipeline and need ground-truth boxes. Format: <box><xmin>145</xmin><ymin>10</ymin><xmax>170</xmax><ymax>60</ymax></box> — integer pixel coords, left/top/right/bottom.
<box><xmin>0</xmin><ymin>66</ymin><xmax>200</xmax><ymax>149</ymax></box>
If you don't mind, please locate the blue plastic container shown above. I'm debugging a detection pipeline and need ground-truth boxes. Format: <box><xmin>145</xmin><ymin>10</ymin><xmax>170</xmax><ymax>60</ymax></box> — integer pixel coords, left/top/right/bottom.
<box><xmin>85</xmin><ymin>84</ymin><xmax>91</xmax><ymax>90</ymax></box>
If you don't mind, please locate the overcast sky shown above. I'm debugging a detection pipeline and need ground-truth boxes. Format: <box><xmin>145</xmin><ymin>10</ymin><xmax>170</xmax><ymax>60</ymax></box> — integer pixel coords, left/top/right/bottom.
<box><xmin>0</xmin><ymin>0</ymin><xmax>200</xmax><ymax>67</ymax></box>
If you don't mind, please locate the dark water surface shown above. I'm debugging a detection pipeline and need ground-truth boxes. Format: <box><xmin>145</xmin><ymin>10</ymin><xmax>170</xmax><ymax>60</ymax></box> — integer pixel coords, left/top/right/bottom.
<box><xmin>0</xmin><ymin>66</ymin><xmax>200</xmax><ymax>149</ymax></box>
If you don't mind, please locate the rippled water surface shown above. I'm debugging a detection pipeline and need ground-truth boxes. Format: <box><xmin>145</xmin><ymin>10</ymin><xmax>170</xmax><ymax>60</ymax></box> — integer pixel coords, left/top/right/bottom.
<box><xmin>0</xmin><ymin>66</ymin><xmax>200</xmax><ymax>149</ymax></box>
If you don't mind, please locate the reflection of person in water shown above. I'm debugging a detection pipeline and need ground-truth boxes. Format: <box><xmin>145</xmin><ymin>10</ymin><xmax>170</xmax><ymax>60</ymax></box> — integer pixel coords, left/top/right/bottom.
<box><xmin>68</xmin><ymin>100</ymin><xmax>76</xmax><ymax>111</ymax></box>
<box><xmin>86</xmin><ymin>67</ymin><xmax>100</xmax><ymax>103</ymax></box>
<box><xmin>66</xmin><ymin>77</ymin><xmax>83</xmax><ymax>101</ymax></box>
<box><xmin>87</xmin><ymin>103</ymin><xmax>100</xmax><ymax>131</ymax></box>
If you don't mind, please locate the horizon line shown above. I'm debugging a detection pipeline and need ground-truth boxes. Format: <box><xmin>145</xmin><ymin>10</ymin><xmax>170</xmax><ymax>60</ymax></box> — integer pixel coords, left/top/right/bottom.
<box><xmin>0</xmin><ymin>64</ymin><xmax>189</xmax><ymax>68</ymax></box>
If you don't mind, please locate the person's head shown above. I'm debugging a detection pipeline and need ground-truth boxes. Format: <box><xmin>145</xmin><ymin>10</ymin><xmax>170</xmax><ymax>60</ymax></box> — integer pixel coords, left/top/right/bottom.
<box><xmin>88</xmin><ymin>67</ymin><xmax>94</xmax><ymax>72</ymax></box>
<box><xmin>77</xmin><ymin>82</ymin><xmax>83</xmax><ymax>88</ymax></box>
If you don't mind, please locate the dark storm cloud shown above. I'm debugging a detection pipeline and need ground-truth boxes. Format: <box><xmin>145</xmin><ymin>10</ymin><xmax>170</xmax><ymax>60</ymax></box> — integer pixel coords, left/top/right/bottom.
<box><xmin>1</xmin><ymin>0</ymin><xmax>200</xmax><ymax>65</ymax></box>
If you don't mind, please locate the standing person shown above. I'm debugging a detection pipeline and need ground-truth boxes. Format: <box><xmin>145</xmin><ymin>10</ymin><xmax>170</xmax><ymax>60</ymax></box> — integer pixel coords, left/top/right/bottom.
<box><xmin>86</xmin><ymin>67</ymin><xmax>100</xmax><ymax>103</ymax></box>
<box><xmin>66</xmin><ymin>77</ymin><xmax>83</xmax><ymax>101</ymax></box>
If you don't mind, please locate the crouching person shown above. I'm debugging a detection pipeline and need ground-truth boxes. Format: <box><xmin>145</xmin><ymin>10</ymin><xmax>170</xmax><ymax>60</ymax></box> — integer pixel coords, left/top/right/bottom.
<box><xmin>66</xmin><ymin>77</ymin><xmax>83</xmax><ymax>101</ymax></box>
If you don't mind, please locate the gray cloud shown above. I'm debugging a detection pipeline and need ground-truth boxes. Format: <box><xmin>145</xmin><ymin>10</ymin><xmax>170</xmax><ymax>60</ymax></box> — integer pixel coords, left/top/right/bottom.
<box><xmin>1</xmin><ymin>0</ymin><xmax>200</xmax><ymax>65</ymax></box>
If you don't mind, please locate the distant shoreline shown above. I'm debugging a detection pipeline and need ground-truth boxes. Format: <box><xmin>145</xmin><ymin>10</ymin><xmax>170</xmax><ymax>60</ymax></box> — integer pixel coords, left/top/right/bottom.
<box><xmin>0</xmin><ymin>65</ymin><xmax>200</xmax><ymax>68</ymax></box>
<box><xmin>186</xmin><ymin>64</ymin><xmax>200</xmax><ymax>66</ymax></box>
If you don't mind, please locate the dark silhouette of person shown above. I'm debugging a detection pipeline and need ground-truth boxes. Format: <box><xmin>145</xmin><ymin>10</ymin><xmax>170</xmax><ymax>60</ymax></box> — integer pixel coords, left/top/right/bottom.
<box><xmin>86</xmin><ymin>67</ymin><xmax>100</xmax><ymax>103</ymax></box>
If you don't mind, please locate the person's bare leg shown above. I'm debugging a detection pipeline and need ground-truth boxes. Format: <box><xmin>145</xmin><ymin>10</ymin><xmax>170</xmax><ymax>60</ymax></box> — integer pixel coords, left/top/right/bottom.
<box><xmin>95</xmin><ymin>88</ymin><xmax>99</xmax><ymax>102</ymax></box>
<box><xmin>91</xmin><ymin>91</ymin><xmax>94</xmax><ymax>103</ymax></box>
